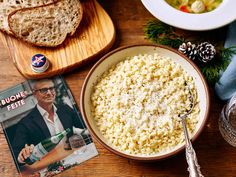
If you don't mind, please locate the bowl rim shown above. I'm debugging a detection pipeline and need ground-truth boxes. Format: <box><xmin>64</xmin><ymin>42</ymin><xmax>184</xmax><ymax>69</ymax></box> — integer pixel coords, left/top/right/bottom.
<box><xmin>80</xmin><ymin>44</ymin><xmax>210</xmax><ymax>160</ymax></box>
<box><xmin>141</xmin><ymin>0</ymin><xmax>236</xmax><ymax>31</ymax></box>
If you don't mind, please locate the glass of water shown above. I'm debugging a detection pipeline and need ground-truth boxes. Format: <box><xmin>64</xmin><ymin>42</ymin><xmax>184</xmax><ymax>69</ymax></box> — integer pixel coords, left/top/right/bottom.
<box><xmin>69</xmin><ymin>134</ymin><xmax>87</xmax><ymax>154</ymax></box>
<box><xmin>219</xmin><ymin>94</ymin><xmax>236</xmax><ymax>146</ymax></box>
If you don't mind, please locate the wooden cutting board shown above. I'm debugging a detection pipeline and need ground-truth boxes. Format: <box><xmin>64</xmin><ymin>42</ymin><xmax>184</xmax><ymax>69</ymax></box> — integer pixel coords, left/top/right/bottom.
<box><xmin>0</xmin><ymin>0</ymin><xmax>115</xmax><ymax>79</ymax></box>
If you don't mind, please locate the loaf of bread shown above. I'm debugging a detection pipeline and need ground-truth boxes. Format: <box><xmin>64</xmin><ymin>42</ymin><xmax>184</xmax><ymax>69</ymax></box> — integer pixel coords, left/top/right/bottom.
<box><xmin>0</xmin><ymin>0</ymin><xmax>55</xmax><ymax>34</ymax></box>
<box><xmin>8</xmin><ymin>0</ymin><xmax>83</xmax><ymax>47</ymax></box>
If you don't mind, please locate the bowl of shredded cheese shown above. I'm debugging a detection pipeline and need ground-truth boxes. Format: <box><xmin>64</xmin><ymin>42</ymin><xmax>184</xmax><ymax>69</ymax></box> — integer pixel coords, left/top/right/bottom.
<box><xmin>80</xmin><ymin>44</ymin><xmax>210</xmax><ymax>160</ymax></box>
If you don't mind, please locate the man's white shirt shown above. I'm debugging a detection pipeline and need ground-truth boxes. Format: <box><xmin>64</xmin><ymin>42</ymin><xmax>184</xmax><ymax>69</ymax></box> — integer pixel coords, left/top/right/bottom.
<box><xmin>36</xmin><ymin>104</ymin><xmax>65</xmax><ymax>139</ymax></box>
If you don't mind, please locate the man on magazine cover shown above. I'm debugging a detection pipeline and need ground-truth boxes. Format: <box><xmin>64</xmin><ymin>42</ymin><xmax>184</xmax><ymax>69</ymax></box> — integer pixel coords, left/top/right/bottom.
<box><xmin>12</xmin><ymin>79</ymin><xmax>89</xmax><ymax>165</ymax></box>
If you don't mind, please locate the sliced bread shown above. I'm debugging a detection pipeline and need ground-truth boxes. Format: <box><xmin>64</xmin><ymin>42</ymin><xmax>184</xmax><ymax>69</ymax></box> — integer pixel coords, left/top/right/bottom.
<box><xmin>0</xmin><ymin>0</ymin><xmax>55</xmax><ymax>34</ymax></box>
<box><xmin>8</xmin><ymin>0</ymin><xmax>83</xmax><ymax>47</ymax></box>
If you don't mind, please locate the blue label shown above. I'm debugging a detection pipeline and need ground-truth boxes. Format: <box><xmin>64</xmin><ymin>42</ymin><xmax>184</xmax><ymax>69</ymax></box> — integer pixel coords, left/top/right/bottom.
<box><xmin>31</xmin><ymin>54</ymin><xmax>46</xmax><ymax>67</ymax></box>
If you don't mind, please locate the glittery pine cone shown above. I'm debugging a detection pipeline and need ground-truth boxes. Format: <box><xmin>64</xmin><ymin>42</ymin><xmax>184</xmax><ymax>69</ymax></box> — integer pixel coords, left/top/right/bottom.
<box><xmin>178</xmin><ymin>42</ymin><xmax>198</xmax><ymax>60</ymax></box>
<box><xmin>197</xmin><ymin>42</ymin><xmax>216</xmax><ymax>63</ymax></box>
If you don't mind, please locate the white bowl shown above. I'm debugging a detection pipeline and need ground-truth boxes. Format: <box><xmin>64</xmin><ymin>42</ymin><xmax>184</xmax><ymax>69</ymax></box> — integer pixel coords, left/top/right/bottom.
<box><xmin>80</xmin><ymin>44</ymin><xmax>210</xmax><ymax>160</ymax></box>
<box><xmin>141</xmin><ymin>0</ymin><xmax>236</xmax><ymax>31</ymax></box>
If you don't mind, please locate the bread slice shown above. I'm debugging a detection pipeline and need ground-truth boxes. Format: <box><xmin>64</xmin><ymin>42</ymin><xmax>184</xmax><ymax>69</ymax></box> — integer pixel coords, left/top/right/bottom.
<box><xmin>0</xmin><ymin>0</ymin><xmax>55</xmax><ymax>34</ymax></box>
<box><xmin>8</xmin><ymin>0</ymin><xmax>83</xmax><ymax>47</ymax></box>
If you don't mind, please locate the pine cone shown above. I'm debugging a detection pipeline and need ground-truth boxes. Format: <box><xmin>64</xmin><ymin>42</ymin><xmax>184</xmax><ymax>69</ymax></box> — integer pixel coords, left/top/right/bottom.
<box><xmin>178</xmin><ymin>42</ymin><xmax>198</xmax><ymax>60</ymax></box>
<box><xmin>197</xmin><ymin>42</ymin><xmax>216</xmax><ymax>63</ymax></box>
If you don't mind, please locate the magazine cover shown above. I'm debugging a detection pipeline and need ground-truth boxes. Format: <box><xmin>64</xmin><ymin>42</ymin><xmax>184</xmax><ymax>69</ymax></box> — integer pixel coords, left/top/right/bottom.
<box><xmin>0</xmin><ymin>76</ymin><xmax>98</xmax><ymax>177</ymax></box>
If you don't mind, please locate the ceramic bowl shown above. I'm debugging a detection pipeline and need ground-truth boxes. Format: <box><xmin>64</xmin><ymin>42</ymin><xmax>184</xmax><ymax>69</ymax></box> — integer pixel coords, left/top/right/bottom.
<box><xmin>141</xmin><ymin>0</ymin><xmax>236</xmax><ymax>31</ymax></box>
<box><xmin>80</xmin><ymin>44</ymin><xmax>210</xmax><ymax>160</ymax></box>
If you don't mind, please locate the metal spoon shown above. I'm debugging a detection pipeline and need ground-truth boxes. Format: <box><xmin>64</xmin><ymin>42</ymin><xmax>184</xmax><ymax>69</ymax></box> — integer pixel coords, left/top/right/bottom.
<box><xmin>179</xmin><ymin>84</ymin><xmax>204</xmax><ymax>177</ymax></box>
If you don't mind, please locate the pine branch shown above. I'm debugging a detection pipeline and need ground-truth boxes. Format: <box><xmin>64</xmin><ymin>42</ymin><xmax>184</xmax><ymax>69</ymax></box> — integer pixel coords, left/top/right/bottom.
<box><xmin>220</xmin><ymin>46</ymin><xmax>236</xmax><ymax>60</ymax></box>
<box><xmin>144</xmin><ymin>20</ymin><xmax>173</xmax><ymax>42</ymax></box>
<box><xmin>144</xmin><ymin>20</ymin><xmax>185</xmax><ymax>48</ymax></box>
<box><xmin>195</xmin><ymin>46</ymin><xmax>236</xmax><ymax>85</ymax></box>
<box><xmin>144</xmin><ymin>19</ymin><xmax>236</xmax><ymax>85</ymax></box>
<box><xmin>158</xmin><ymin>36</ymin><xmax>184</xmax><ymax>49</ymax></box>
<box><xmin>199</xmin><ymin>57</ymin><xmax>231</xmax><ymax>85</ymax></box>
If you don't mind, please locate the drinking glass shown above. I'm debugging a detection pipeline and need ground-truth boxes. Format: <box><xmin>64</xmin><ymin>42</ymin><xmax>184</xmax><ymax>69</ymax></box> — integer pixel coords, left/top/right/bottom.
<box><xmin>219</xmin><ymin>94</ymin><xmax>236</xmax><ymax>146</ymax></box>
<box><xmin>69</xmin><ymin>134</ymin><xmax>87</xmax><ymax>154</ymax></box>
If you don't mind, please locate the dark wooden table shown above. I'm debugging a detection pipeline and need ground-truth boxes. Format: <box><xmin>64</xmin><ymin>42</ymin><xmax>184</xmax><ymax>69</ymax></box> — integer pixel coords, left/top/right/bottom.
<box><xmin>0</xmin><ymin>0</ymin><xmax>235</xmax><ymax>176</ymax></box>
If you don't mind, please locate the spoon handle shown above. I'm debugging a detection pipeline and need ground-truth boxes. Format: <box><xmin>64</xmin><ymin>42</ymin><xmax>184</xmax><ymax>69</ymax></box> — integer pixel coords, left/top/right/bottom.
<box><xmin>181</xmin><ymin>119</ymin><xmax>204</xmax><ymax>177</ymax></box>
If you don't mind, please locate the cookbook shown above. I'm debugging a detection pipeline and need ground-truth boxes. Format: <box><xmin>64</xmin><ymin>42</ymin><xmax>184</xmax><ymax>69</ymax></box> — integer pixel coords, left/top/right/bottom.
<box><xmin>0</xmin><ymin>76</ymin><xmax>98</xmax><ymax>177</ymax></box>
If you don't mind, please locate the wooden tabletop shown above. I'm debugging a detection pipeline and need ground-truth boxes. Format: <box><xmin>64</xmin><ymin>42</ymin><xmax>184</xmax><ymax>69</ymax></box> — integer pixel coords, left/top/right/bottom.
<box><xmin>0</xmin><ymin>0</ymin><xmax>235</xmax><ymax>177</ymax></box>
